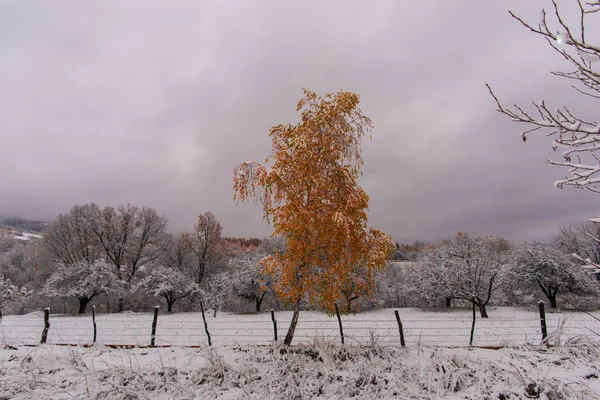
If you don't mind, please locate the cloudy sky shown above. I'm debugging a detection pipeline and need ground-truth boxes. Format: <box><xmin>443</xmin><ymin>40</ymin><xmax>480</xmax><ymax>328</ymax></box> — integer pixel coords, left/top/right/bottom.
<box><xmin>1</xmin><ymin>0</ymin><xmax>598</xmax><ymax>244</ymax></box>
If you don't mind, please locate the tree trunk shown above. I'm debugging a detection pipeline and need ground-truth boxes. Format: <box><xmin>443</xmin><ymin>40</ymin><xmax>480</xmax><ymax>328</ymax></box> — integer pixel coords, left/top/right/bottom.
<box><xmin>445</xmin><ymin>297</ymin><xmax>452</xmax><ymax>307</ymax></box>
<box><xmin>167</xmin><ymin>299</ymin><xmax>174</xmax><ymax>313</ymax></box>
<box><xmin>78</xmin><ymin>297</ymin><xmax>90</xmax><ymax>314</ymax></box>
<box><xmin>256</xmin><ymin>293</ymin><xmax>265</xmax><ymax>312</ymax></box>
<box><xmin>283</xmin><ymin>300</ymin><xmax>301</xmax><ymax>346</ymax></box>
<box><xmin>196</xmin><ymin>261</ymin><xmax>205</xmax><ymax>284</ymax></box>
<box><xmin>548</xmin><ymin>295</ymin><xmax>557</xmax><ymax>309</ymax></box>
<box><xmin>477</xmin><ymin>302</ymin><xmax>488</xmax><ymax>318</ymax></box>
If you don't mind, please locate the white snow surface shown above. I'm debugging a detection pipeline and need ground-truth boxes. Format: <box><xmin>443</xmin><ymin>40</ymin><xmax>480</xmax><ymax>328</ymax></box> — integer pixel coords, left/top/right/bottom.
<box><xmin>12</xmin><ymin>232</ymin><xmax>42</xmax><ymax>241</ymax></box>
<box><xmin>1</xmin><ymin>307</ymin><xmax>599</xmax><ymax>399</ymax></box>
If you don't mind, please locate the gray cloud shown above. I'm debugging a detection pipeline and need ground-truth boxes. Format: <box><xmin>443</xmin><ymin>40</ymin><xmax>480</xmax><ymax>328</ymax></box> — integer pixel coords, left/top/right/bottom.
<box><xmin>0</xmin><ymin>0</ymin><xmax>597</xmax><ymax>244</ymax></box>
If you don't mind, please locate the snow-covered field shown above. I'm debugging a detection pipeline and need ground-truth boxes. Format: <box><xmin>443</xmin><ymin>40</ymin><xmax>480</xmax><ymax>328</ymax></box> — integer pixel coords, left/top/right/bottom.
<box><xmin>1</xmin><ymin>307</ymin><xmax>598</xmax><ymax>348</ymax></box>
<box><xmin>1</xmin><ymin>307</ymin><xmax>599</xmax><ymax>399</ymax></box>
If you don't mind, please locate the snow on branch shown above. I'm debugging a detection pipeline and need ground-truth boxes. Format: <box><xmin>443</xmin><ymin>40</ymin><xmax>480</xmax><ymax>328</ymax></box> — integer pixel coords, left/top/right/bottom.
<box><xmin>487</xmin><ymin>0</ymin><xmax>600</xmax><ymax>193</ymax></box>
<box><xmin>0</xmin><ymin>276</ymin><xmax>32</xmax><ymax>312</ymax></box>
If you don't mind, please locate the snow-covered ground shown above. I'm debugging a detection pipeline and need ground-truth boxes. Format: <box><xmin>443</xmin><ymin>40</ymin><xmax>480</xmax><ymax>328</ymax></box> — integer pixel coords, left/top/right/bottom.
<box><xmin>1</xmin><ymin>307</ymin><xmax>598</xmax><ymax>348</ymax></box>
<box><xmin>11</xmin><ymin>231</ymin><xmax>42</xmax><ymax>241</ymax></box>
<box><xmin>1</xmin><ymin>307</ymin><xmax>599</xmax><ymax>399</ymax></box>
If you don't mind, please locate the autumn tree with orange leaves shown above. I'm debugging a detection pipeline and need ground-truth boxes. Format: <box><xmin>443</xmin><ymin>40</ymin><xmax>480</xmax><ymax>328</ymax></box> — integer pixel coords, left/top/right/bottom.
<box><xmin>233</xmin><ymin>89</ymin><xmax>395</xmax><ymax>345</ymax></box>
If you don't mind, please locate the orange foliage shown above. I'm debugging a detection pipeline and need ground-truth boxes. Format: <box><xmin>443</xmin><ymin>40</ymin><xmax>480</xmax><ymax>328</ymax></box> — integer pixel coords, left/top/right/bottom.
<box><xmin>233</xmin><ymin>89</ymin><xmax>395</xmax><ymax>314</ymax></box>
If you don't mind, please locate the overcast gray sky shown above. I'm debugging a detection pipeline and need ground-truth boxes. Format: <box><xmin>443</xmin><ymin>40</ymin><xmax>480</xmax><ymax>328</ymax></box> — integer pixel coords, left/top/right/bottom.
<box><xmin>1</xmin><ymin>0</ymin><xmax>598</xmax><ymax>244</ymax></box>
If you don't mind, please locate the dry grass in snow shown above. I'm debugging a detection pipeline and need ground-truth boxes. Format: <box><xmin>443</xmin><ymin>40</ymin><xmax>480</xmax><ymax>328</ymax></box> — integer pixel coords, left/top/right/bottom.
<box><xmin>0</xmin><ymin>336</ymin><xmax>599</xmax><ymax>399</ymax></box>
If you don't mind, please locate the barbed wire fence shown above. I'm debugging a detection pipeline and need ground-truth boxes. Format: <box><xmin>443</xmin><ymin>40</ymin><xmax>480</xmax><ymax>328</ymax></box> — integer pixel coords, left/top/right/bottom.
<box><xmin>1</xmin><ymin>301</ymin><xmax>599</xmax><ymax>349</ymax></box>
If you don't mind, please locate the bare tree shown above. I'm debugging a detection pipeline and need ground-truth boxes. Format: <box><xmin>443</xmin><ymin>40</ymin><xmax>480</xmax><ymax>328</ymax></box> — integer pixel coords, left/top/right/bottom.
<box><xmin>43</xmin><ymin>204</ymin><xmax>103</xmax><ymax>267</ymax></box>
<box><xmin>487</xmin><ymin>0</ymin><xmax>600</xmax><ymax>288</ymax></box>
<box><xmin>91</xmin><ymin>205</ymin><xmax>169</xmax><ymax>281</ymax></box>
<box><xmin>160</xmin><ymin>232</ymin><xmax>193</xmax><ymax>273</ymax></box>
<box><xmin>125</xmin><ymin>207</ymin><xmax>170</xmax><ymax>278</ymax></box>
<box><xmin>184</xmin><ymin>212</ymin><xmax>225</xmax><ymax>284</ymax></box>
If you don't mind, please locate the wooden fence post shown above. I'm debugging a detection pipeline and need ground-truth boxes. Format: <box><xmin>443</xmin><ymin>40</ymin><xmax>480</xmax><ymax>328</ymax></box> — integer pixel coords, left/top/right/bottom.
<box><xmin>40</xmin><ymin>308</ymin><xmax>50</xmax><ymax>344</ymax></box>
<box><xmin>150</xmin><ymin>306</ymin><xmax>159</xmax><ymax>346</ymax></box>
<box><xmin>271</xmin><ymin>309</ymin><xmax>278</xmax><ymax>342</ymax></box>
<box><xmin>394</xmin><ymin>310</ymin><xmax>405</xmax><ymax>347</ymax></box>
<box><xmin>334</xmin><ymin>303</ymin><xmax>344</xmax><ymax>345</ymax></box>
<box><xmin>200</xmin><ymin>300</ymin><xmax>212</xmax><ymax>346</ymax></box>
<box><xmin>538</xmin><ymin>301</ymin><xmax>548</xmax><ymax>343</ymax></box>
<box><xmin>469</xmin><ymin>296</ymin><xmax>476</xmax><ymax>346</ymax></box>
<box><xmin>92</xmin><ymin>306</ymin><xmax>97</xmax><ymax>344</ymax></box>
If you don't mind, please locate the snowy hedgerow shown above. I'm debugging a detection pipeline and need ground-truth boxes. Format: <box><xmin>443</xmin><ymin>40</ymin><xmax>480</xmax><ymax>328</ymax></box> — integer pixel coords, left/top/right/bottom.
<box><xmin>0</xmin><ymin>276</ymin><xmax>32</xmax><ymax>320</ymax></box>
<box><xmin>130</xmin><ymin>266</ymin><xmax>200</xmax><ymax>312</ymax></box>
<box><xmin>42</xmin><ymin>260</ymin><xmax>125</xmax><ymax>314</ymax></box>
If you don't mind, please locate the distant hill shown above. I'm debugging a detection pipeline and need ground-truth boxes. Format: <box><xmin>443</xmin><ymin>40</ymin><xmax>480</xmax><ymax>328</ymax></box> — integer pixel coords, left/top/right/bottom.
<box><xmin>0</xmin><ymin>217</ymin><xmax>49</xmax><ymax>233</ymax></box>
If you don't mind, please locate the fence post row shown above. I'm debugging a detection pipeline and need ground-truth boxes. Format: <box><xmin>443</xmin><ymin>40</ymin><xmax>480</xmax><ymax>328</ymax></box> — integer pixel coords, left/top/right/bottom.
<box><xmin>538</xmin><ymin>301</ymin><xmax>548</xmax><ymax>343</ymax></box>
<box><xmin>40</xmin><ymin>308</ymin><xmax>50</xmax><ymax>344</ymax></box>
<box><xmin>394</xmin><ymin>310</ymin><xmax>405</xmax><ymax>347</ymax></box>
<box><xmin>28</xmin><ymin>301</ymin><xmax>564</xmax><ymax>348</ymax></box>
<box><xmin>469</xmin><ymin>296</ymin><xmax>476</xmax><ymax>346</ymax></box>
<box><xmin>150</xmin><ymin>306</ymin><xmax>159</xmax><ymax>346</ymax></box>
<box><xmin>271</xmin><ymin>309</ymin><xmax>278</xmax><ymax>342</ymax></box>
<box><xmin>92</xmin><ymin>306</ymin><xmax>97</xmax><ymax>344</ymax></box>
<box><xmin>200</xmin><ymin>300</ymin><xmax>212</xmax><ymax>346</ymax></box>
<box><xmin>334</xmin><ymin>303</ymin><xmax>344</xmax><ymax>345</ymax></box>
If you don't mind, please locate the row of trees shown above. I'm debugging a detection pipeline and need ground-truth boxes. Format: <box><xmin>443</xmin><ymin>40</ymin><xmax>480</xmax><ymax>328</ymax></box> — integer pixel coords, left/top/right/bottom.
<box><xmin>390</xmin><ymin>230</ymin><xmax>597</xmax><ymax>319</ymax></box>
<box><xmin>0</xmin><ymin>208</ymin><xmax>290</xmax><ymax>317</ymax></box>
<box><xmin>2</xmin><ymin>220</ymin><xmax>598</xmax><ymax>320</ymax></box>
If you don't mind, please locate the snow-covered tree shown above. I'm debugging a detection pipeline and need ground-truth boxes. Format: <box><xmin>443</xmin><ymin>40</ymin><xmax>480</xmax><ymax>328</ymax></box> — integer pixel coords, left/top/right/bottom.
<box><xmin>487</xmin><ymin>1</ymin><xmax>600</xmax><ymax>288</ymax></box>
<box><xmin>131</xmin><ymin>266</ymin><xmax>200</xmax><ymax>313</ymax></box>
<box><xmin>512</xmin><ymin>242</ymin><xmax>592</xmax><ymax>308</ymax></box>
<box><xmin>554</xmin><ymin>221</ymin><xmax>600</xmax><ymax>285</ymax></box>
<box><xmin>0</xmin><ymin>276</ymin><xmax>32</xmax><ymax>320</ymax></box>
<box><xmin>257</xmin><ymin>236</ymin><xmax>287</xmax><ymax>256</ymax></box>
<box><xmin>42</xmin><ymin>260</ymin><xmax>125</xmax><ymax>314</ymax></box>
<box><xmin>227</xmin><ymin>253</ymin><xmax>272</xmax><ymax>312</ymax></box>
<box><xmin>488</xmin><ymin>1</ymin><xmax>600</xmax><ymax>193</ymax></box>
<box><xmin>416</xmin><ymin>233</ymin><xmax>510</xmax><ymax>318</ymax></box>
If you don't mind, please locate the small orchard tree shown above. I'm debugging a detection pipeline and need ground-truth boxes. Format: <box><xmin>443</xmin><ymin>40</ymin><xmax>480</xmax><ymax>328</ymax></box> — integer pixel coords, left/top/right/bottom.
<box><xmin>131</xmin><ymin>266</ymin><xmax>199</xmax><ymax>312</ymax></box>
<box><xmin>487</xmin><ymin>1</ymin><xmax>600</xmax><ymax>287</ymax></box>
<box><xmin>233</xmin><ymin>89</ymin><xmax>395</xmax><ymax>345</ymax></box>
<box><xmin>42</xmin><ymin>260</ymin><xmax>125</xmax><ymax>314</ymax></box>
<box><xmin>0</xmin><ymin>276</ymin><xmax>32</xmax><ymax>320</ymax></box>
<box><xmin>417</xmin><ymin>233</ymin><xmax>509</xmax><ymax>318</ymax></box>
<box><xmin>512</xmin><ymin>242</ymin><xmax>591</xmax><ymax>308</ymax></box>
<box><xmin>227</xmin><ymin>253</ymin><xmax>271</xmax><ymax>312</ymax></box>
